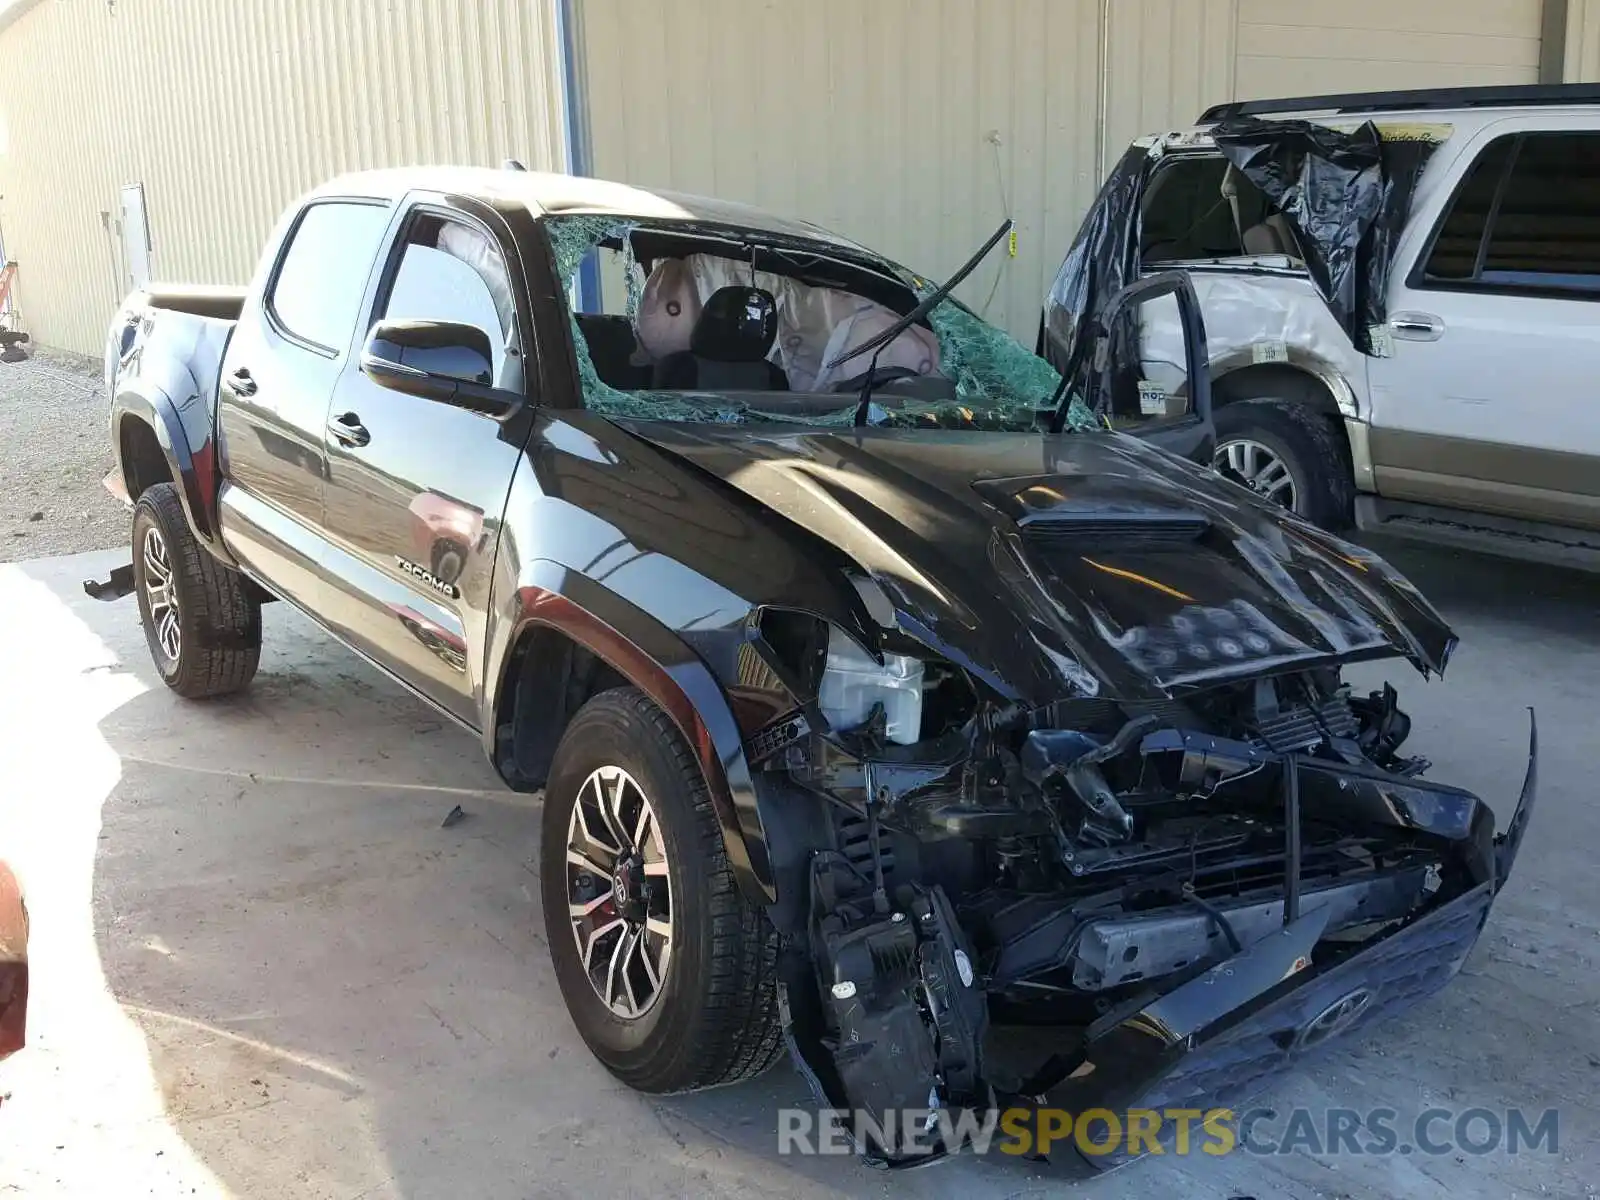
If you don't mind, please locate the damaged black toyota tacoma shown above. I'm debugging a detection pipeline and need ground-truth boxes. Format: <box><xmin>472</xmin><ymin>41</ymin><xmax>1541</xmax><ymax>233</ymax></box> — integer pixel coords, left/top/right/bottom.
<box><xmin>97</xmin><ymin>167</ymin><xmax>1536</xmax><ymax>1173</ymax></box>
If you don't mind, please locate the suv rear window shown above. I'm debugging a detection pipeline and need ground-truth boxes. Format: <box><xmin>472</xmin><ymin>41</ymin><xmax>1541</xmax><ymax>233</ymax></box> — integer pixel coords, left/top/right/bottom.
<box><xmin>1423</xmin><ymin>132</ymin><xmax>1600</xmax><ymax>296</ymax></box>
<box><xmin>1140</xmin><ymin>155</ymin><xmax>1291</xmax><ymax>264</ymax></box>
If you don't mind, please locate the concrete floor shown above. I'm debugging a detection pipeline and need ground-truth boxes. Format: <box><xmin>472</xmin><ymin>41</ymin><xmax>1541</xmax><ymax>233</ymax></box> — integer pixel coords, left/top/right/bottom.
<box><xmin>0</xmin><ymin>541</ymin><xmax>1596</xmax><ymax>1199</ymax></box>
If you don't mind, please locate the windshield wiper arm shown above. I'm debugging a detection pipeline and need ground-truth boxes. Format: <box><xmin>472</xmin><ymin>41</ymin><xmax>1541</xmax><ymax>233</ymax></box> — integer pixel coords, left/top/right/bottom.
<box><xmin>831</xmin><ymin>218</ymin><xmax>1014</xmax><ymax>427</ymax></box>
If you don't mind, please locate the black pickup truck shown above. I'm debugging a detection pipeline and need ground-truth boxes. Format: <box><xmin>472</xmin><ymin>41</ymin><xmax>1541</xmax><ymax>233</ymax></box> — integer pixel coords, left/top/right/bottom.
<box><xmin>97</xmin><ymin>167</ymin><xmax>1535</xmax><ymax>1171</ymax></box>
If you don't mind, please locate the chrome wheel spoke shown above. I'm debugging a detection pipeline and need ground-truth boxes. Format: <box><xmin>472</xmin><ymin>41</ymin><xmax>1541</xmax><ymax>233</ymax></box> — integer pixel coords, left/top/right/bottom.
<box><xmin>578</xmin><ymin>916</ymin><xmax>624</xmax><ymax>973</ymax></box>
<box><xmin>596</xmin><ymin>768</ymin><xmax>632</xmax><ymax>849</ymax></box>
<box><xmin>158</xmin><ymin>610</ymin><xmax>181</xmax><ymax>659</ymax></box>
<box><xmin>639</xmin><ymin>936</ymin><xmax>661</xmax><ymax>992</ymax></box>
<box><xmin>566</xmin><ymin>845</ymin><xmax>614</xmax><ymax>880</ymax></box>
<box><xmin>618</xmin><ymin>927</ymin><xmax>643</xmax><ymax>1015</ymax></box>
<box><xmin>603</xmin><ymin>925</ymin><xmax>629</xmax><ymax>1011</ymax></box>
<box><xmin>1216</xmin><ymin>439</ymin><xmax>1297</xmax><ymax>511</ymax></box>
<box><xmin>632</xmin><ymin>799</ymin><xmax>653</xmax><ymax>854</ymax></box>
<box><xmin>572</xmin><ymin>776</ymin><xmax>622</xmax><ymax>858</ymax></box>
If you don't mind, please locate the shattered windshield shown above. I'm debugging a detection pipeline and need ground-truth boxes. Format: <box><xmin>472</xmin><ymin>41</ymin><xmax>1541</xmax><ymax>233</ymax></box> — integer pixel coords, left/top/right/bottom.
<box><xmin>545</xmin><ymin>215</ymin><xmax>1096</xmax><ymax>432</ymax></box>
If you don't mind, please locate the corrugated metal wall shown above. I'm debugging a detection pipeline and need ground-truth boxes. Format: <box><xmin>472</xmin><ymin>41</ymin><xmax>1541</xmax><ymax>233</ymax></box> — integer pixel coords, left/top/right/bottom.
<box><xmin>1565</xmin><ymin>0</ymin><xmax>1600</xmax><ymax>80</ymax></box>
<box><xmin>577</xmin><ymin>0</ymin><xmax>1237</xmax><ymax>341</ymax></box>
<box><xmin>1234</xmin><ymin>0</ymin><xmax>1543</xmax><ymax>96</ymax></box>
<box><xmin>0</xmin><ymin>0</ymin><xmax>1586</xmax><ymax>355</ymax></box>
<box><xmin>580</xmin><ymin>0</ymin><xmax>1106</xmax><ymax>340</ymax></box>
<box><xmin>0</xmin><ymin>0</ymin><xmax>568</xmax><ymax>356</ymax></box>
<box><xmin>1101</xmin><ymin>0</ymin><xmax>1237</xmax><ymax>174</ymax></box>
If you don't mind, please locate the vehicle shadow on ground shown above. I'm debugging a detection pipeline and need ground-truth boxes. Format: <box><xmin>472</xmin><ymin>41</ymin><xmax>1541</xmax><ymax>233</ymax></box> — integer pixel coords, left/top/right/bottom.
<box><xmin>14</xmin><ymin>542</ymin><xmax>1597</xmax><ymax>1199</ymax></box>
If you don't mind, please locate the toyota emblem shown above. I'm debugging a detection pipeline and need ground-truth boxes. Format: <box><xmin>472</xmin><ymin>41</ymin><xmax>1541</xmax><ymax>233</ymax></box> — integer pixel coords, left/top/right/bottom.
<box><xmin>1296</xmin><ymin>987</ymin><xmax>1375</xmax><ymax>1049</ymax></box>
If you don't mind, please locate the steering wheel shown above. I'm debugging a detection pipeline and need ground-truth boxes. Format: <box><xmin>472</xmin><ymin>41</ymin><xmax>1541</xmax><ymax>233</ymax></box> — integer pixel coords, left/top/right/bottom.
<box><xmin>830</xmin><ymin>365</ymin><xmax>921</xmax><ymax>394</ymax></box>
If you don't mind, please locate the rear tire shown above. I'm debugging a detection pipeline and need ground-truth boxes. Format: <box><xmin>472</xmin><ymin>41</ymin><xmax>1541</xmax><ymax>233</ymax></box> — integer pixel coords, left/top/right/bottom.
<box><xmin>540</xmin><ymin>686</ymin><xmax>783</xmax><ymax>1093</ymax></box>
<box><xmin>131</xmin><ymin>482</ymin><xmax>261</xmax><ymax>698</ymax></box>
<box><xmin>1213</xmin><ymin>398</ymin><xmax>1353</xmax><ymax>529</ymax></box>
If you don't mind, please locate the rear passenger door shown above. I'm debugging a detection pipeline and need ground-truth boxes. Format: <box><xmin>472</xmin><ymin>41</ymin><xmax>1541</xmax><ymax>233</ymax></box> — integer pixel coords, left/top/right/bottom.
<box><xmin>1369</xmin><ymin>123</ymin><xmax>1600</xmax><ymax>530</ymax></box>
<box><xmin>318</xmin><ymin>196</ymin><xmax>529</xmax><ymax>725</ymax></box>
<box><xmin>218</xmin><ymin>197</ymin><xmax>392</xmax><ymax>609</ymax></box>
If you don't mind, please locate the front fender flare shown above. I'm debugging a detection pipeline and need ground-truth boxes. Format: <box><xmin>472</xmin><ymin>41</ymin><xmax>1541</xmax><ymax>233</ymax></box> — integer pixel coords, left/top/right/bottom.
<box><xmin>488</xmin><ymin>559</ymin><xmax>775</xmax><ymax>903</ymax></box>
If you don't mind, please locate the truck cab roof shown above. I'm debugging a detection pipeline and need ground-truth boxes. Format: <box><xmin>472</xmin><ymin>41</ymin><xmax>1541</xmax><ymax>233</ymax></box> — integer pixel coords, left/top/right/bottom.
<box><xmin>310</xmin><ymin>166</ymin><xmax>863</xmax><ymax>252</ymax></box>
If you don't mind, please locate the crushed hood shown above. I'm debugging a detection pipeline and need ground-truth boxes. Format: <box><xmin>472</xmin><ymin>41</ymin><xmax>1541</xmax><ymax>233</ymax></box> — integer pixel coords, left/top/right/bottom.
<box><xmin>623</xmin><ymin>423</ymin><xmax>1456</xmax><ymax>703</ymax></box>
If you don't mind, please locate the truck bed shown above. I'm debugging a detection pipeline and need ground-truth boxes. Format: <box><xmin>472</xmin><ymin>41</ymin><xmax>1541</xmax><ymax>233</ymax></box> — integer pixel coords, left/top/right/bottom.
<box><xmin>137</xmin><ymin>284</ymin><xmax>247</xmax><ymax>322</ymax></box>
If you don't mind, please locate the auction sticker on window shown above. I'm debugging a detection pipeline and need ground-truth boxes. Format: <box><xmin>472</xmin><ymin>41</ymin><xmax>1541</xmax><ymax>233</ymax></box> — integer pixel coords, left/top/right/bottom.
<box><xmin>1137</xmin><ymin>381</ymin><xmax>1168</xmax><ymax>415</ymax></box>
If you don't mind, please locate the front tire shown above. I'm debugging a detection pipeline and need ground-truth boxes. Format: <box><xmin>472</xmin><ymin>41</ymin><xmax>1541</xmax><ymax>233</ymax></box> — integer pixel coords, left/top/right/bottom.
<box><xmin>131</xmin><ymin>483</ymin><xmax>261</xmax><ymax>698</ymax></box>
<box><xmin>540</xmin><ymin>687</ymin><xmax>782</xmax><ymax>1093</ymax></box>
<box><xmin>1213</xmin><ymin>399</ymin><xmax>1353</xmax><ymax>529</ymax></box>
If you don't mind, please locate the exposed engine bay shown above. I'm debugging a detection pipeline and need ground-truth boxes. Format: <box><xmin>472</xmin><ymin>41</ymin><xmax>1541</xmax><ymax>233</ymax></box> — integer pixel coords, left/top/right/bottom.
<box><xmin>752</xmin><ymin>612</ymin><xmax>1530</xmax><ymax>1166</ymax></box>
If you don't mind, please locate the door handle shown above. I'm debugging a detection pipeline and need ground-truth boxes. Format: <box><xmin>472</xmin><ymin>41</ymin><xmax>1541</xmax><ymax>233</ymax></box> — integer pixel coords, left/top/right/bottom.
<box><xmin>328</xmin><ymin>411</ymin><xmax>371</xmax><ymax>448</ymax></box>
<box><xmin>1389</xmin><ymin>311</ymin><xmax>1444</xmax><ymax>341</ymax></box>
<box><xmin>225</xmin><ymin>367</ymin><xmax>257</xmax><ymax>396</ymax></box>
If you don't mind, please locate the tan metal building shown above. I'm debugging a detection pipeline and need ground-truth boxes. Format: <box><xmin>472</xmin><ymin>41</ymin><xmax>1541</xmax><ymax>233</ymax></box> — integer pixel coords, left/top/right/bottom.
<box><xmin>3</xmin><ymin>0</ymin><xmax>1600</xmax><ymax>356</ymax></box>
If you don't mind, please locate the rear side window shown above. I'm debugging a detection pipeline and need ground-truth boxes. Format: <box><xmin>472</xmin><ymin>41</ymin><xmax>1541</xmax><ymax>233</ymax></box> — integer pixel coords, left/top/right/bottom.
<box><xmin>1422</xmin><ymin>132</ymin><xmax>1600</xmax><ymax>296</ymax></box>
<box><xmin>268</xmin><ymin>201</ymin><xmax>391</xmax><ymax>351</ymax></box>
<box><xmin>1140</xmin><ymin>155</ymin><xmax>1295</xmax><ymax>265</ymax></box>
<box><xmin>1481</xmin><ymin>134</ymin><xmax>1600</xmax><ymax>291</ymax></box>
<box><xmin>1421</xmin><ymin>138</ymin><xmax>1514</xmax><ymax>280</ymax></box>
<box><xmin>1142</xmin><ymin>157</ymin><xmax>1240</xmax><ymax>262</ymax></box>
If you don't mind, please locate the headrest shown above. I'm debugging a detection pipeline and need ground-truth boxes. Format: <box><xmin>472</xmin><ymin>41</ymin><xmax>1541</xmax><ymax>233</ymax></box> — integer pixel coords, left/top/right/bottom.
<box><xmin>691</xmin><ymin>286</ymin><xmax>777</xmax><ymax>362</ymax></box>
<box><xmin>636</xmin><ymin>259</ymin><xmax>702</xmax><ymax>358</ymax></box>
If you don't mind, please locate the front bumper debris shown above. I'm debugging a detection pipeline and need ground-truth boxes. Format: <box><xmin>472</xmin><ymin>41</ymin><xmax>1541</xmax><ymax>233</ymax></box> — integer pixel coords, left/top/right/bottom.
<box><xmin>783</xmin><ymin>712</ymin><xmax>1538</xmax><ymax>1171</ymax></box>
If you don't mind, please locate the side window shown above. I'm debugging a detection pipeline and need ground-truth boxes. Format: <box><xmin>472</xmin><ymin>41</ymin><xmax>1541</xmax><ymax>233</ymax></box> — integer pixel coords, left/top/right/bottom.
<box><xmin>1422</xmin><ymin>137</ymin><xmax>1515</xmax><ymax>281</ymax></box>
<box><xmin>1480</xmin><ymin>133</ymin><xmax>1600</xmax><ymax>293</ymax></box>
<box><xmin>269</xmin><ymin>201</ymin><xmax>391</xmax><ymax>351</ymax></box>
<box><xmin>1141</xmin><ymin>157</ymin><xmax>1241</xmax><ymax>263</ymax></box>
<box><xmin>1423</xmin><ymin>132</ymin><xmax>1600</xmax><ymax>296</ymax></box>
<box><xmin>379</xmin><ymin>216</ymin><xmax>515</xmax><ymax>383</ymax></box>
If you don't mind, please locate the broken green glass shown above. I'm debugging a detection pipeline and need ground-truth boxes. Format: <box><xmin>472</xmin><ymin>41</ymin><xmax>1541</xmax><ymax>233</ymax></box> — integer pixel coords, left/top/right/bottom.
<box><xmin>543</xmin><ymin>215</ymin><xmax>1096</xmax><ymax>432</ymax></box>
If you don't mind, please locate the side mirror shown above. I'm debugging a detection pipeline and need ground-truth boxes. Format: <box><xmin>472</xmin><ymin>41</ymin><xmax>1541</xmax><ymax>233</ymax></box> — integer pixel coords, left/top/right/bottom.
<box><xmin>360</xmin><ymin>319</ymin><xmax>521</xmax><ymax>419</ymax></box>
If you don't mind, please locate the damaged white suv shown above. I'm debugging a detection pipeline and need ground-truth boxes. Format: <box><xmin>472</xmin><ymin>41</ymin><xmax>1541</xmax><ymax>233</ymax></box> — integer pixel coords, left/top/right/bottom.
<box><xmin>1044</xmin><ymin>83</ymin><xmax>1600</xmax><ymax>567</ymax></box>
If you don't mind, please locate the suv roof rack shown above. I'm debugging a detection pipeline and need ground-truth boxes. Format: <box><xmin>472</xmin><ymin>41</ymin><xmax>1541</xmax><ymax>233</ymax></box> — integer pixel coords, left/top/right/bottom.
<box><xmin>1199</xmin><ymin>83</ymin><xmax>1600</xmax><ymax>123</ymax></box>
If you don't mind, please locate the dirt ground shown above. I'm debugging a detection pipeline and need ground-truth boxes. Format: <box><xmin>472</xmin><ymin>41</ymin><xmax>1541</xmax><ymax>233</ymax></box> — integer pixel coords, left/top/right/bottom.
<box><xmin>0</xmin><ymin>351</ymin><xmax>127</xmax><ymax>563</ymax></box>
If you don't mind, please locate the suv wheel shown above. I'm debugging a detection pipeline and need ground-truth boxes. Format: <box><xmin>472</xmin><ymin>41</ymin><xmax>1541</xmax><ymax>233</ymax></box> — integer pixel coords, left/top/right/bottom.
<box><xmin>540</xmin><ymin>687</ymin><xmax>783</xmax><ymax>1093</ymax></box>
<box><xmin>1213</xmin><ymin>399</ymin><xmax>1353</xmax><ymax>529</ymax></box>
<box><xmin>131</xmin><ymin>483</ymin><xmax>261</xmax><ymax>698</ymax></box>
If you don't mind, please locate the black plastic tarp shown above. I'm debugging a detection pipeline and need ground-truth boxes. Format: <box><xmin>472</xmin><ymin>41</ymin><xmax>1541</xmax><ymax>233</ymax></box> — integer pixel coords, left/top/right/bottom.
<box><xmin>1038</xmin><ymin>143</ymin><xmax>1155</xmax><ymax>375</ymax></box>
<box><xmin>1213</xmin><ymin>117</ymin><xmax>1439</xmax><ymax>355</ymax></box>
<box><xmin>1040</xmin><ymin>119</ymin><xmax>1441</xmax><ymax>366</ymax></box>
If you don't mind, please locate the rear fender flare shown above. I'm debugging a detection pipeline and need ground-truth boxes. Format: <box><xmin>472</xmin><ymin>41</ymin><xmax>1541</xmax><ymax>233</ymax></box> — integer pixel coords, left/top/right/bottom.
<box><xmin>112</xmin><ymin>386</ymin><xmax>231</xmax><ymax>564</ymax></box>
<box><xmin>487</xmin><ymin>559</ymin><xmax>775</xmax><ymax>903</ymax></box>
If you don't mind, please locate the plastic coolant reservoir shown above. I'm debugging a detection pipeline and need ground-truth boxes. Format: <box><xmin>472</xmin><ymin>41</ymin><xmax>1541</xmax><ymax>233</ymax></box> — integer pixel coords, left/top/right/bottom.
<box><xmin>817</xmin><ymin>628</ymin><xmax>924</xmax><ymax>746</ymax></box>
